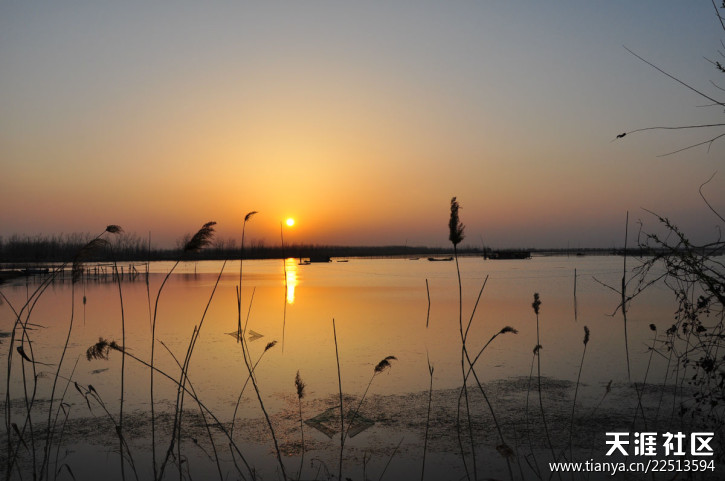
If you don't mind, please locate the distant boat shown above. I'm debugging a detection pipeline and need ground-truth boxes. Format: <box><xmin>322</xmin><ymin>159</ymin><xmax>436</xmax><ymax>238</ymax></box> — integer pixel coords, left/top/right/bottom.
<box><xmin>484</xmin><ymin>251</ymin><xmax>531</xmax><ymax>260</ymax></box>
<box><xmin>427</xmin><ymin>257</ymin><xmax>454</xmax><ymax>262</ymax></box>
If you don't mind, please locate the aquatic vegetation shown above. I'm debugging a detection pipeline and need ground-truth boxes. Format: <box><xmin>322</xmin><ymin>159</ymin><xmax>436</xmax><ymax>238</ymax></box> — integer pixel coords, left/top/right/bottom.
<box><xmin>1</xmin><ymin>208</ymin><xmax>723</xmax><ymax>481</ymax></box>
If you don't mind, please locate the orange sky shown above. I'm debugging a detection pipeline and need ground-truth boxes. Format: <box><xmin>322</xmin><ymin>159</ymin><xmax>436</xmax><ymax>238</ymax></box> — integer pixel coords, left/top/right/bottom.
<box><xmin>2</xmin><ymin>2</ymin><xmax>724</xmax><ymax>248</ymax></box>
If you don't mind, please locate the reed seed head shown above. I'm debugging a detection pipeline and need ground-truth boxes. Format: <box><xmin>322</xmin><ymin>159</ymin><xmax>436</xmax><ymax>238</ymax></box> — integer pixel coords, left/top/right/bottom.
<box><xmin>184</xmin><ymin>221</ymin><xmax>217</xmax><ymax>252</ymax></box>
<box><xmin>86</xmin><ymin>338</ymin><xmax>121</xmax><ymax>361</ymax></box>
<box><xmin>244</xmin><ymin>211</ymin><xmax>258</xmax><ymax>222</ymax></box>
<box><xmin>499</xmin><ymin>326</ymin><xmax>518</xmax><ymax>335</ymax></box>
<box><xmin>533</xmin><ymin>344</ymin><xmax>542</xmax><ymax>355</ymax></box>
<box><xmin>532</xmin><ymin>292</ymin><xmax>541</xmax><ymax>315</ymax></box>
<box><xmin>105</xmin><ymin>225</ymin><xmax>123</xmax><ymax>234</ymax></box>
<box><xmin>73</xmin><ymin>238</ymin><xmax>111</xmax><ymax>283</ymax></box>
<box><xmin>295</xmin><ymin>370</ymin><xmax>306</xmax><ymax>400</ymax></box>
<box><xmin>649</xmin><ymin>323</ymin><xmax>657</xmax><ymax>331</ymax></box>
<box><xmin>583</xmin><ymin>326</ymin><xmax>590</xmax><ymax>345</ymax></box>
<box><xmin>448</xmin><ymin>197</ymin><xmax>465</xmax><ymax>246</ymax></box>
<box><xmin>264</xmin><ymin>340</ymin><xmax>278</xmax><ymax>352</ymax></box>
<box><xmin>374</xmin><ymin>355</ymin><xmax>397</xmax><ymax>373</ymax></box>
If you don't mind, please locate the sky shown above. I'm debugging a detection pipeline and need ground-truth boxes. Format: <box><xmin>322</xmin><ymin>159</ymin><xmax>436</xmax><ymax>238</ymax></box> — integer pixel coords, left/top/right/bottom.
<box><xmin>2</xmin><ymin>1</ymin><xmax>724</xmax><ymax>249</ymax></box>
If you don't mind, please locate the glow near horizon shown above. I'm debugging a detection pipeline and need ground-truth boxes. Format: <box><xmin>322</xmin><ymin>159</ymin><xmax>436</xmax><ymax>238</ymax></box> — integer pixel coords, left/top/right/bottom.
<box><xmin>1</xmin><ymin>1</ymin><xmax>723</xmax><ymax>248</ymax></box>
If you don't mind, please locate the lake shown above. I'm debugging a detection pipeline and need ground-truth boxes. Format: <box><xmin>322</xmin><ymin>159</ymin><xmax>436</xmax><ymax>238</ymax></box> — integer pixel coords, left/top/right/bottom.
<box><xmin>1</xmin><ymin>255</ymin><xmax>720</xmax><ymax>480</ymax></box>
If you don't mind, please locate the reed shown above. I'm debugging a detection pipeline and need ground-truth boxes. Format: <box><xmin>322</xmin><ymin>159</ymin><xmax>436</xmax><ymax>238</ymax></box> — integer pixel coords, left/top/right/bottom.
<box><xmin>238</xmin><ymin>212</ymin><xmax>257</xmax><ymax>341</ymax></box>
<box><xmin>5</xmin><ymin>209</ymin><xmax>713</xmax><ymax>481</ymax></box>
<box><xmin>532</xmin><ymin>293</ymin><xmax>556</xmax><ymax>463</ymax></box>
<box><xmin>425</xmin><ymin>278</ymin><xmax>430</xmax><ymax>328</ymax></box>
<box><xmin>621</xmin><ymin>211</ymin><xmax>631</xmax><ymax>382</ymax></box>
<box><xmin>448</xmin><ymin>197</ymin><xmax>475</xmax><ymax>481</ymax></box>
<box><xmin>568</xmin><ymin>325</ymin><xmax>590</xmax><ymax>460</ymax></box>
<box><xmin>148</xmin><ymin>221</ymin><xmax>217</xmax><ymax>479</ymax></box>
<box><xmin>295</xmin><ymin>370</ymin><xmax>306</xmax><ymax>481</ymax></box>
<box><xmin>5</xmin><ymin>226</ymin><xmax>122</xmax><ymax>481</ymax></box>
<box><xmin>631</xmin><ymin>323</ymin><xmax>658</xmax><ymax>429</ymax></box>
<box><xmin>333</xmin><ymin>318</ymin><xmax>344</xmax><ymax>481</ymax></box>
<box><xmin>344</xmin><ymin>356</ymin><xmax>397</xmax><ymax>444</ymax></box>
<box><xmin>84</xmin><ymin>337</ymin><xmax>255</xmax><ymax>480</ymax></box>
<box><xmin>239</xmin><ymin>335</ymin><xmax>287</xmax><ymax>480</ymax></box>
<box><xmin>421</xmin><ymin>356</ymin><xmax>433</xmax><ymax>481</ymax></box>
<box><xmin>230</xmin><ymin>329</ymin><xmax>275</xmax><ymax>437</ymax></box>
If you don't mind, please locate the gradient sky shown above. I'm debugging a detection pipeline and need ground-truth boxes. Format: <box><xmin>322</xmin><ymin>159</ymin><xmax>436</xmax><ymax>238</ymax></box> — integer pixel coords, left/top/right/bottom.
<box><xmin>2</xmin><ymin>1</ymin><xmax>724</xmax><ymax>248</ymax></box>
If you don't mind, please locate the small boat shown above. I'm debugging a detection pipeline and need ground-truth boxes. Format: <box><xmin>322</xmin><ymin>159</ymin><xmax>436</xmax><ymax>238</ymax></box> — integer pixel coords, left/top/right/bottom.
<box><xmin>484</xmin><ymin>251</ymin><xmax>531</xmax><ymax>260</ymax></box>
<box><xmin>336</xmin><ymin>259</ymin><xmax>349</xmax><ymax>263</ymax></box>
<box><xmin>427</xmin><ymin>257</ymin><xmax>454</xmax><ymax>262</ymax></box>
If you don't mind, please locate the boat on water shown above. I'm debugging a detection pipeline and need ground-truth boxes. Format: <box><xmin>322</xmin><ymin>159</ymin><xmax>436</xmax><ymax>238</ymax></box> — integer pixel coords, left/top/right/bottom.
<box><xmin>299</xmin><ymin>255</ymin><xmax>332</xmax><ymax>264</ymax></box>
<box><xmin>427</xmin><ymin>257</ymin><xmax>454</xmax><ymax>262</ymax></box>
<box><xmin>484</xmin><ymin>250</ymin><xmax>531</xmax><ymax>260</ymax></box>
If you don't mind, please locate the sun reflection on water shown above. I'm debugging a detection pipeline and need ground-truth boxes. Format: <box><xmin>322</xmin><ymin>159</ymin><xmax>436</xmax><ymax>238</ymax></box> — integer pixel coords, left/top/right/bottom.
<box><xmin>285</xmin><ymin>258</ymin><xmax>297</xmax><ymax>303</ymax></box>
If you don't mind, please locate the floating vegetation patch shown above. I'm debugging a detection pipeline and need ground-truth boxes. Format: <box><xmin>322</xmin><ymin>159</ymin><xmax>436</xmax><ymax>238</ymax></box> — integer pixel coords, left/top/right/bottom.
<box><xmin>305</xmin><ymin>407</ymin><xmax>374</xmax><ymax>438</ymax></box>
<box><xmin>225</xmin><ymin>329</ymin><xmax>264</xmax><ymax>342</ymax></box>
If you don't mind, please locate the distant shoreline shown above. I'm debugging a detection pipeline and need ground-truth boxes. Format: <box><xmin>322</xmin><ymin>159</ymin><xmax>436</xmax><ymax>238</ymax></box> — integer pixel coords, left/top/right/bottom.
<box><xmin>0</xmin><ymin>245</ymin><xmax>651</xmax><ymax>268</ymax></box>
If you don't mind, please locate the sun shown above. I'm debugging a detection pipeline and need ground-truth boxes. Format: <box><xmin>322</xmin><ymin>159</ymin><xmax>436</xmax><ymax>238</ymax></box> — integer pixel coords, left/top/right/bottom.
<box><xmin>285</xmin><ymin>217</ymin><xmax>295</xmax><ymax>227</ymax></box>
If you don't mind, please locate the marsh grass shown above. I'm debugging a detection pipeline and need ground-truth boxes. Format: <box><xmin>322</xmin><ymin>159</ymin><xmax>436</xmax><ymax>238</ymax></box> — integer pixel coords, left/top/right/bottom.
<box><xmin>3</xmin><ymin>208</ymin><xmax>723</xmax><ymax>481</ymax></box>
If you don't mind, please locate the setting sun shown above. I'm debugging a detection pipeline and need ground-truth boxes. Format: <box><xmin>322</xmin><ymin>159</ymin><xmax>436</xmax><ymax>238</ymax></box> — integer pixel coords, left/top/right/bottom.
<box><xmin>285</xmin><ymin>218</ymin><xmax>295</xmax><ymax>227</ymax></box>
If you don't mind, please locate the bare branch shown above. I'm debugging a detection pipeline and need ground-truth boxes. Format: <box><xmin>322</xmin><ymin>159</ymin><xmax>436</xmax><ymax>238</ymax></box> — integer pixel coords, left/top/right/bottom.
<box><xmin>699</xmin><ymin>172</ymin><xmax>725</xmax><ymax>224</ymax></box>
<box><xmin>623</xmin><ymin>46</ymin><xmax>725</xmax><ymax>107</ymax></box>
<box><xmin>656</xmin><ymin>132</ymin><xmax>725</xmax><ymax>157</ymax></box>
<box><xmin>712</xmin><ymin>0</ymin><xmax>725</xmax><ymax>32</ymax></box>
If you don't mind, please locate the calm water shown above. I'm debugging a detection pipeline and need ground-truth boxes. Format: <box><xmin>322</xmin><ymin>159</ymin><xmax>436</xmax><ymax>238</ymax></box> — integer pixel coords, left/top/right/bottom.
<box><xmin>0</xmin><ymin>256</ymin><xmax>708</xmax><ymax>480</ymax></box>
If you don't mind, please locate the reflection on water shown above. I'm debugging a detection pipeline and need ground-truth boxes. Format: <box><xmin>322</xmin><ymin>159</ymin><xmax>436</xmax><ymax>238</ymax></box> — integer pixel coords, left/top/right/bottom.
<box><xmin>0</xmin><ymin>256</ymin><xmax>707</xmax><ymax>480</ymax></box>
<box><xmin>285</xmin><ymin>257</ymin><xmax>297</xmax><ymax>303</ymax></box>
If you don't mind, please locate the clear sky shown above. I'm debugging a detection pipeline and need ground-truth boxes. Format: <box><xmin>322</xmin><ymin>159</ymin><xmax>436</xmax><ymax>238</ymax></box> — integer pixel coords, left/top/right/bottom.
<box><xmin>2</xmin><ymin>1</ymin><xmax>724</xmax><ymax>248</ymax></box>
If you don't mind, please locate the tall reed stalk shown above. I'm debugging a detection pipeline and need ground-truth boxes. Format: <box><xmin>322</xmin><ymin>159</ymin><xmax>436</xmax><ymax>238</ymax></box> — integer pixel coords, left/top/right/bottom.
<box><xmin>330</xmin><ymin>318</ymin><xmax>344</xmax><ymax>481</ymax></box>
<box><xmin>344</xmin><ymin>356</ymin><xmax>396</xmax><ymax>443</ymax></box>
<box><xmin>448</xmin><ymin>197</ymin><xmax>475</xmax><ymax>481</ymax></box>
<box><xmin>295</xmin><ymin>371</ymin><xmax>306</xmax><ymax>481</ymax></box>
<box><xmin>149</xmin><ymin>221</ymin><xmax>217</xmax><ymax>479</ymax></box>
<box><xmin>568</xmin><ymin>326</ymin><xmax>589</xmax><ymax>460</ymax></box>
<box><xmin>621</xmin><ymin>211</ymin><xmax>631</xmax><ymax>381</ymax></box>
<box><xmin>38</xmin><ymin>226</ymin><xmax>122</xmax><ymax>480</ymax></box>
<box><xmin>532</xmin><ymin>293</ymin><xmax>556</xmax><ymax>463</ymax></box>
<box><xmin>421</xmin><ymin>357</ymin><xmax>433</xmax><ymax>481</ymax></box>
<box><xmin>238</xmin><ymin>211</ymin><xmax>257</xmax><ymax>340</ymax></box>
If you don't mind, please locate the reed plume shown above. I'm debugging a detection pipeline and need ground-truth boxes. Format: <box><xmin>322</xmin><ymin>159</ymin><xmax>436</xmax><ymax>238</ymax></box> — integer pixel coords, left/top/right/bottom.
<box><xmin>295</xmin><ymin>370</ymin><xmax>306</xmax><ymax>400</ymax></box>
<box><xmin>184</xmin><ymin>221</ymin><xmax>217</xmax><ymax>252</ymax></box>
<box><xmin>374</xmin><ymin>355</ymin><xmax>397</xmax><ymax>373</ymax></box>
<box><xmin>85</xmin><ymin>338</ymin><xmax>122</xmax><ymax>361</ymax></box>
<box><xmin>448</xmin><ymin>197</ymin><xmax>465</xmax><ymax>246</ymax></box>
